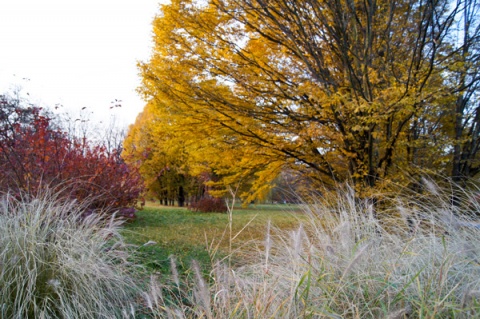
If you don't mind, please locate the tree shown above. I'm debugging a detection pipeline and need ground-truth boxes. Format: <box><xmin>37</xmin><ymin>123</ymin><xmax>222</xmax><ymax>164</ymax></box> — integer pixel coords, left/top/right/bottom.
<box><xmin>124</xmin><ymin>92</ymin><xmax>285</xmax><ymax>204</ymax></box>
<box><xmin>0</xmin><ymin>94</ymin><xmax>144</xmax><ymax>215</ymax></box>
<box><xmin>448</xmin><ymin>0</ymin><xmax>480</xmax><ymax>186</ymax></box>
<box><xmin>139</xmin><ymin>0</ymin><xmax>476</xmax><ymax>199</ymax></box>
<box><xmin>267</xmin><ymin>168</ymin><xmax>310</xmax><ymax>204</ymax></box>
<box><xmin>123</xmin><ymin>102</ymin><xmax>204</xmax><ymax>206</ymax></box>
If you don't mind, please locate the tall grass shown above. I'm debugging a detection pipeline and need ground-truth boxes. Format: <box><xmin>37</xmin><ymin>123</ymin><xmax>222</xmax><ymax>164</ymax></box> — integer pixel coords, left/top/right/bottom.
<box><xmin>0</xmin><ymin>193</ymin><xmax>140</xmax><ymax>318</ymax></box>
<box><xmin>144</xmin><ymin>182</ymin><xmax>480</xmax><ymax>318</ymax></box>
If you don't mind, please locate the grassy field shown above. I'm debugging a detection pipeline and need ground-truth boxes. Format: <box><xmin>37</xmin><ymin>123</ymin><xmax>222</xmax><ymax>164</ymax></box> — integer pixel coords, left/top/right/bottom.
<box><xmin>122</xmin><ymin>203</ymin><xmax>305</xmax><ymax>274</ymax></box>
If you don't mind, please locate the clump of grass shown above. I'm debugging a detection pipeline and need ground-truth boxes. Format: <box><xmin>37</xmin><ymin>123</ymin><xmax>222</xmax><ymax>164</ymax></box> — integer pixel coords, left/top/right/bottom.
<box><xmin>144</xmin><ymin>181</ymin><xmax>480</xmax><ymax>318</ymax></box>
<box><xmin>0</xmin><ymin>192</ymin><xmax>141</xmax><ymax>318</ymax></box>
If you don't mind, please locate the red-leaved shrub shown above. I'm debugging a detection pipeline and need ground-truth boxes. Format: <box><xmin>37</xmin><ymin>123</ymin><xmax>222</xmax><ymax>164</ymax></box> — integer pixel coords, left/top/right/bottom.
<box><xmin>0</xmin><ymin>95</ymin><xmax>144</xmax><ymax>217</ymax></box>
<box><xmin>189</xmin><ymin>197</ymin><xmax>227</xmax><ymax>213</ymax></box>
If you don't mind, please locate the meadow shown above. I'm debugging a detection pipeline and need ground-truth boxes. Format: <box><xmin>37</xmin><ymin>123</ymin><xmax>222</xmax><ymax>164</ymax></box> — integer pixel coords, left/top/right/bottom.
<box><xmin>122</xmin><ymin>203</ymin><xmax>305</xmax><ymax>274</ymax></box>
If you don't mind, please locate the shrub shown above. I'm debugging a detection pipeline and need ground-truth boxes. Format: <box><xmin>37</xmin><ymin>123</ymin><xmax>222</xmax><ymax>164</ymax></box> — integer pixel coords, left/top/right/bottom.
<box><xmin>145</xmin><ymin>182</ymin><xmax>480</xmax><ymax>318</ymax></box>
<box><xmin>189</xmin><ymin>197</ymin><xmax>227</xmax><ymax>213</ymax></box>
<box><xmin>0</xmin><ymin>95</ymin><xmax>144</xmax><ymax>214</ymax></box>
<box><xmin>0</xmin><ymin>193</ymin><xmax>141</xmax><ymax>318</ymax></box>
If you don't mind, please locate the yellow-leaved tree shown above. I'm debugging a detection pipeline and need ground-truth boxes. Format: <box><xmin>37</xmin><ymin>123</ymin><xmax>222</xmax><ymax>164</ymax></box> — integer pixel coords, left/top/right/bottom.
<box><xmin>131</xmin><ymin>0</ymin><xmax>479</xmax><ymax>202</ymax></box>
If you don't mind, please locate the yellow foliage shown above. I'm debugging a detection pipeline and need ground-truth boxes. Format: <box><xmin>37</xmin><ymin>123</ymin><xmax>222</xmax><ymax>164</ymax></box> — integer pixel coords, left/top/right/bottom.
<box><xmin>130</xmin><ymin>0</ymin><xmax>475</xmax><ymax>199</ymax></box>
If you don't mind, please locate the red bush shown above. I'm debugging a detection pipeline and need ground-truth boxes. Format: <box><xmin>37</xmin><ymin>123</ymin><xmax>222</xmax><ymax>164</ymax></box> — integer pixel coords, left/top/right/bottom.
<box><xmin>189</xmin><ymin>197</ymin><xmax>227</xmax><ymax>213</ymax></box>
<box><xmin>0</xmin><ymin>96</ymin><xmax>144</xmax><ymax>215</ymax></box>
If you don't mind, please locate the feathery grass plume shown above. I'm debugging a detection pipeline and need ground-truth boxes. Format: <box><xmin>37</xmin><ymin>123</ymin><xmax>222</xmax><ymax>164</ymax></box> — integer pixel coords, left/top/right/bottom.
<box><xmin>212</xmin><ymin>260</ymin><xmax>230</xmax><ymax>309</ymax></box>
<box><xmin>192</xmin><ymin>259</ymin><xmax>212</xmax><ymax>318</ymax></box>
<box><xmin>264</xmin><ymin>220</ymin><xmax>271</xmax><ymax>273</ymax></box>
<box><xmin>0</xmin><ymin>191</ymin><xmax>141</xmax><ymax>318</ymax></box>
<box><xmin>170</xmin><ymin>254</ymin><xmax>181</xmax><ymax>289</ymax></box>
<box><xmin>147</xmin><ymin>274</ymin><xmax>165</xmax><ymax>313</ymax></box>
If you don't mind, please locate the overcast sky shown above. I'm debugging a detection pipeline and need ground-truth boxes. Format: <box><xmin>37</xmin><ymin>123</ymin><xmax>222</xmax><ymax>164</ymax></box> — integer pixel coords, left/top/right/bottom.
<box><xmin>0</xmin><ymin>0</ymin><xmax>165</xmax><ymax>127</ymax></box>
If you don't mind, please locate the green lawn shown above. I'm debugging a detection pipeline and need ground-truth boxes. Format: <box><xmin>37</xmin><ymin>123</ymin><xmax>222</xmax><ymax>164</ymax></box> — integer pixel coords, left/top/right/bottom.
<box><xmin>122</xmin><ymin>203</ymin><xmax>305</xmax><ymax>275</ymax></box>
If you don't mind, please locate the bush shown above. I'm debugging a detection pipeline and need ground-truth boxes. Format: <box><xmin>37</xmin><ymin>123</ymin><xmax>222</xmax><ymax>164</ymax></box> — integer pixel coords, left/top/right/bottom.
<box><xmin>145</xmin><ymin>182</ymin><xmax>480</xmax><ymax>318</ymax></box>
<box><xmin>0</xmin><ymin>95</ymin><xmax>144</xmax><ymax>215</ymax></box>
<box><xmin>0</xmin><ymin>193</ymin><xmax>141</xmax><ymax>318</ymax></box>
<box><xmin>189</xmin><ymin>197</ymin><xmax>227</xmax><ymax>213</ymax></box>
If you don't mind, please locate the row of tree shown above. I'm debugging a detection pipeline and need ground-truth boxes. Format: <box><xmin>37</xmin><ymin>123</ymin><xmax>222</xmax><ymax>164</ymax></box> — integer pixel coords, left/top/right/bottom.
<box><xmin>122</xmin><ymin>102</ymin><xmax>213</xmax><ymax>206</ymax></box>
<box><xmin>124</xmin><ymin>0</ymin><xmax>480</xmax><ymax>203</ymax></box>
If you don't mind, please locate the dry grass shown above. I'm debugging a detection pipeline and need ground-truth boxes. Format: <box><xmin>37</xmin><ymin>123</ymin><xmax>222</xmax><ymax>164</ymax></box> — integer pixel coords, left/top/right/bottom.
<box><xmin>0</xmin><ymin>192</ymin><xmax>141</xmax><ymax>318</ymax></box>
<box><xmin>3</xmin><ymin>181</ymin><xmax>479</xmax><ymax>318</ymax></box>
<box><xmin>142</xmin><ymin>181</ymin><xmax>480</xmax><ymax>318</ymax></box>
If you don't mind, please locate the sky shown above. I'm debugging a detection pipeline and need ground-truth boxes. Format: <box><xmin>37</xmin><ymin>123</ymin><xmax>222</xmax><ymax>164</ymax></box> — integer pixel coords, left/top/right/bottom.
<box><xmin>0</xmin><ymin>0</ymin><xmax>165</xmax><ymax>127</ymax></box>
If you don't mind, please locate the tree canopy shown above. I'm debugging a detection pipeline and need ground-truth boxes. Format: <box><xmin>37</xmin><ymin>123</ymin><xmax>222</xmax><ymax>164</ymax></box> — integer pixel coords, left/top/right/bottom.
<box><xmin>127</xmin><ymin>0</ymin><xmax>480</xmax><ymax>201</ymax></box>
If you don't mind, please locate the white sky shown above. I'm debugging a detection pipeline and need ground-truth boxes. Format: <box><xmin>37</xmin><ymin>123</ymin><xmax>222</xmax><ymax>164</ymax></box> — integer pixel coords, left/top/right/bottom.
<box><xmin>0</xmin><ymin>0</ymin><xmax>165</xmax><ymax>127</ymax></box>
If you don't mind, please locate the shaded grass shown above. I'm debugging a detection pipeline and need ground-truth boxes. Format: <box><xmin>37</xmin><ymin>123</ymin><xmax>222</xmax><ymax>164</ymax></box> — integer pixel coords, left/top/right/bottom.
<box><xmin>122</xmin><ymin>204</ymin><xmax>304</xmax><ymax>274</ymax></box>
